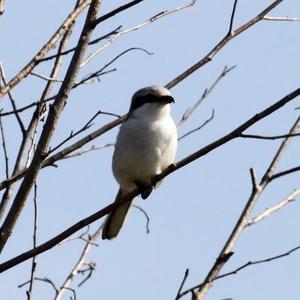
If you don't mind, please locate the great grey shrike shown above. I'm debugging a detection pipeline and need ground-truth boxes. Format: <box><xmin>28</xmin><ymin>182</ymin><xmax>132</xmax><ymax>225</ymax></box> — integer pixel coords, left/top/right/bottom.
<box><xmin>102</xmin><ymin>85</ymin><xmax>178</xmax><ymax>239</ymax></box>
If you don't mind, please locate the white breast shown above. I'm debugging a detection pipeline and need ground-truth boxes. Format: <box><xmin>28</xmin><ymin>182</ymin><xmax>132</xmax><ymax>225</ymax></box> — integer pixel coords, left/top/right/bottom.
<box><xmin>112</xmin><ymin>103</ymin><xmax>177</xmax><ymax>192</ymax></box>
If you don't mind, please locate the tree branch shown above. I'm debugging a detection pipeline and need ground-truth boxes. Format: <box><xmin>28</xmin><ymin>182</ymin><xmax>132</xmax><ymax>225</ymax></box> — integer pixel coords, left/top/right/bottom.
<box><xmin>0</xmin><ymin>0</ymin><xmax>101</xmax><ymax>253</ymax></box>
<box><xmin>165</xmin><ymin>0</ymin><xmax>284</xmax><ymax>89</ymax></box>
<box><xmin>0</xmin><ymin>0</ymin><xmax>91</xmax><ymax>98</ymax></box>
<box><xmin>1</xmin><ymin>86</ymin><xmax>300</xmax><ymax>272</ymax></box>
<box><xmin>246</xmin><ymin>188</ymin><xmax>300</xmax><ymax>227</ymax></box>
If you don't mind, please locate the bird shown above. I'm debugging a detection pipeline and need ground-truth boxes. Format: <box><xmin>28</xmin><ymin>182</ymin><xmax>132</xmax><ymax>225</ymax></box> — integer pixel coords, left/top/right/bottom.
<box><xmin>102</xmin><ymin>85</ymin><xmax>178</xmax><ymax>239</ymax></box>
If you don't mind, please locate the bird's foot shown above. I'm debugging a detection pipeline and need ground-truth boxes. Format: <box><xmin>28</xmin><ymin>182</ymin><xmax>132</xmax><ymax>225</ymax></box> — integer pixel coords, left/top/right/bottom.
<box><xmin>135</xmin><ymin>181</ymin><xmax>153</xmax><ymax>199</ymax></box>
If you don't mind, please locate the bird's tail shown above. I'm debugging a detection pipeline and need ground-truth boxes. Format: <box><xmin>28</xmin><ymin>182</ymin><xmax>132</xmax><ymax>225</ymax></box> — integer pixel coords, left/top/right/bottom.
<box><xmin>102</xmin><ymin>189</ymin><xmax>133</xmax><ymax>240</ymax></box>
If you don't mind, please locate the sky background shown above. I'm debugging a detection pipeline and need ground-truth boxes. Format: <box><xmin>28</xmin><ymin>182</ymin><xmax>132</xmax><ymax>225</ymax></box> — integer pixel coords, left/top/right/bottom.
<box><xmin>1</xmin><ymin>1</ymin><xmax>300</xmax><ymax>299</ymax></box>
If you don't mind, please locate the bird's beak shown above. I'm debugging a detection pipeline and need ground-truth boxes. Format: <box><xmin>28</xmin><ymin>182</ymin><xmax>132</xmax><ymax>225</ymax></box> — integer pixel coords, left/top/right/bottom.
<box><xmin>162</xmin><ymin>95</ymin><xmax>175</xmax><ymax>104</ymax></box>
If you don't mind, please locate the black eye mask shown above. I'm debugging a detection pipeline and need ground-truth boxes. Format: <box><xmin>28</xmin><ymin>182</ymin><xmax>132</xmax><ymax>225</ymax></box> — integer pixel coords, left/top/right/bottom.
<box><xmin>129</xmin><ymin>94</ymin><xmax>174</xmax><ymax>113</ymax></box>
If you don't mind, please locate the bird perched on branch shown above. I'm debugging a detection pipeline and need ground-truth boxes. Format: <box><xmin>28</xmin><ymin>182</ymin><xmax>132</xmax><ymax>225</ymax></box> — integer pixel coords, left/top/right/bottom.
<box><xmin>102</xmin><ymin>85</ymin><xmax>177</xmax><ymax>239</ymax></box>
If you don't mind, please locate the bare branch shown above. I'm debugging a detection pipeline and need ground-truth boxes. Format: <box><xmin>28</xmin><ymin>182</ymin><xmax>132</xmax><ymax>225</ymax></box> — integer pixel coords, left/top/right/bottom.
<box><xmin>263</xmin><ymin>15</ymin><xmax>300</xmax><ymax>21</ymax></box>
<box><xmin>81</xmin><ymin>0</ymin><xmax>197</xmax><ymax>66</ymax></box>
<box><xmin>189</xmin><ymin>117</ymin><xmax>300</xmax><ymax>300</ymax></box>
<box><xmin>0</xmin><ymin>48</ymin><xmax>148</xmax><ymax>118</ymax></box>
<box><xmin>246</xmin><ymin>188</ymin><xmax>300</xmax><ymax>227</ymax></box>
<box><xmin>26</xmin><ymin>183</ymin><xmax>38</xmax><ymax>299</ymax></box>
<box><xmin>38</xmin><ymin>26</ymin><xmax>121</xmax><ymax>63</ymax></box>
<box><xmin>132</xmin><ymin>205</ymin><xmax>150</xmax><ymax>234</ymax></box>
<box><xmin>178</xmin><ymin>109</ymin><xmax>214</xmax><ymax>141</ymax></box>
<box><xmin>261</xmin><ymin>115</ymin><xmax>300</xmax><ymax>183</ymax></box>
<box><xmin>75</xmin><ymin>47</ymin><xmax>152</xmax><ymax>87</ymax></box>
<box><xmin>180</xmin><ymin>245</ymin><xmax>300</xmax><ymax>297</ymax></box>
<box><xmin>228</xmin><ymin>0</ymin><xmax>239</xmax><ymax>34</ymax></box>
<box><xmin>19</xmin><ymin>277</ymin><xmax>58</xmax><ymax>296</ymax></box>
<box><xmin>240</xmin><ymin>132</ymin><xmax>300</xmax><ymax>140</ymax></box>
<box><xmin>62</xmin><ymin>143</ymin><xmax>114</xmax><ymax>160</ymax></box>
<box><xmin>0</xmin><ymin>1</ymin><xmax>78</xmax><ymax>221</ymax></box>
<box><xmin>0</xmin><ymin>0</ymin><xmax>91</xmax><ymax>97</ymax></box>
<box><xmin>91</xmin><ymin>0</ymin><xmax>145</xmax><ymax>28</ymax></box>
<box><xmin>249</xmin><ymin>168</ymin><xmax>258</xmax><ymax>192</ymax></box>
<box><xmin>0</xmin><ymin>63</ymin><xmax>26</xmax><ymax>134</ymax></box>
<box><xmin>216</xmin><ymin>245</ymin><xmax>300</xmax><ymax>280</ymax></box>
<box><xmin>48</xmin><ymin>110</ymin><xmax>104</xmax><ymax>155</ymax></box>
<box><xmin>0</xmin><ymin>117</ymin><xmax>9</xmax><ymax>178</ymax></box>
<box><xmin>0</xmin><ymin>98</ymin><xmax>53</xmax><ymax>117</ymax></box>
<box><xmin>30</xmin><ymin>71</ymin><xmax>64</xmax><ymax>83</ymax></box>
<box><xmin>270</xmin><ymin>165</ymin><xmax>300</xmax><ymax>182</ymax></box>
<box><xmin>175</xmin><ymin>269</ymin><xmax>189</xmax><ymax>300</ymax></box>
<box><xmin>55</xmin><ymin>225</ymin><xmax>102</xmax><ymax>300</ymax></box>
<box><xmin>0</xmin><ymin>0</ymin><xmax>101</xmax><ymax>253</ymax></box>
<box><xmin>165</xmin><ymin>0</ymin><xmax>284</xmax><ymax>89</ymax></box>
<box><xmin>177</xmin><ymin>65</ymin><xmax>235</xmax><ymax>128</ymax></box>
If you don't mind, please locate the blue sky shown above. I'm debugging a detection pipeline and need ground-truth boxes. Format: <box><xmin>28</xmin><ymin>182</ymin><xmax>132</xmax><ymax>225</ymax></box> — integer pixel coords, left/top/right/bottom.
<box><xmin>1</xmin><ymin>1</ymin><xmax>300</xmax><ymax>299</ymax></box>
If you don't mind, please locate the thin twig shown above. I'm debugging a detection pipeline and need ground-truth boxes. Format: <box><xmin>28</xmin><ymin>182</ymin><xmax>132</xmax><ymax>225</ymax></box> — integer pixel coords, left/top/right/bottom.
<box><xmin>246</xmin><ymin>188</ymin><xmax>300</xmax><ymax>227</ymax></box>
<box><xmin>76</xmin><ymin>47</ymin><xmax>152</xmax><ymax>86</ymax></box>
<box><xmin>180</xmin><ymin>245</ymin><xmax>300</xmax><ymax>296</ymax></box>
<box><xmin>0</xmin><ymin>0</ymin><xmax>77</xmax><ymax>221</ymax></box>
<box><xmin>55</xmin><ymin>225</ymin><xmax>102</xmax><ymax>300</ymax></box>
<box><xmin>0</xmin><ymin>48</ymin><xmax>148</xmax><ymax>118</ymax></box>
<box><xmin>270</xmin><ymin>165</ymin><xmax>300</xmax><ymax>182</ymax></box>
<box><xmin>189</xmin><ymin>116</ymin><xmax>300</xmax><ymax>299</ymax></box>
<box><xmin>178</xmin><ymin>109</ymin><xmax>214</xmax><ymax>141</ymax></box>
<box><xmin>132</xmin><ymin>205</ymin><xmax>150</xmax><ymax>233</ymax></box>
<box><xmin>0</xmin><ymin>0</ymin><xmax>91</xmax><ymax>97</ymax></box>
<box><xmin>263</xmin><ymin>15</ymin><xmax>300</xmax><ymax>21</ymax></box>
<box><xmin>0</xmin><ymin>117</ymin><xmax>9</xmax><ymax>178</ymax></box>
<box><xmin>91</xmin><ymin>0</ymin><xmax>145</xmax><ymax>28</ymax></box>
<box><xmin>19</xmin><ymin>277</ymin><xmax>58</xmax><ymax>296</ymax></box>
<box><xmin>175</xmin><ymin>269</ymin><xmax>189</xmax><ymax>300</ymax></box>
<box><xmin>38</xmin><ymin>26</ymin><xmax>121</xmax><ymax>63</ymax></box>
<box><xmin>0</xmin><ymin>63</ymin><xmax>26</xmax><ymax>134</ymax></box>
<box><xmin>63</xmin><ymin>143</ymin><xmax>114</xmax><ymax>159</ymax></box>
<box><xmin>0</xmin><ymin>98</ymin><xmax>53</xmax><ymax>117</ymax></box>
<box><xmin>1</xmin><ymin>0</ymin><xmax>81</xmax><ymax>211</ymax></box>
<box><xmin>216</xmin><ymin>245</ymin><xmax>300</xmax><ymax>280</ymax></box>
<box><xmin>228</xmin><ymin>0</ymin><xmax>239</xmax><ymax>34</ymax></box>
<box><xmin>30</xmin><ymin>72</ymin><xmax>64</xmax><ymax>83</ymax></box>
<box><xmin>262</xmin><ymin>115</ymin><xmax>300</xmax><ymax>183</ymax></box>
<box><xmin>240</xmin><ymin>132</ymin><xmax>300</xmax><ymax>140</ymax></box>
<box><xmin>77</xmin><ymin>262</ymin><xmax>96</xmax><ymax>287</ymax></box>
<box><xmin>177</xmin><ymin>65</ymin><xmax>235</xmax><ymax>128</ymax></box>
<box><xmin>48</xmin><ymin>110</ymin><xmax>103</xmax><ymax>155</ymax></box>
<box><xmin>165</xmin><ymin>0</ymin><xmax>284</xmax><ymax>89</ymax></box>
<box><xmin>81</xmin><ymin>0</ymin><xmax>197</xmax><ymax>66</ymax></box>
<box><xmin>0</xmin><ymin>0</ymin><xmax>101</xmax><ymax>254</ymax></box>
<box><xmin>26</xmin><ymin>183</ymin><xmax>38</xmax><ymax>299</ymax></box>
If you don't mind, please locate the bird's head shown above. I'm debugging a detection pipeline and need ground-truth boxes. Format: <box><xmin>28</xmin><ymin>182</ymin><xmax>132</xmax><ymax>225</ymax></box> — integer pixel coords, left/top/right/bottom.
<box><xmin>129</xmin><ymin>85</ymin><xmax>174</xmax><ymax>116</ymax></box>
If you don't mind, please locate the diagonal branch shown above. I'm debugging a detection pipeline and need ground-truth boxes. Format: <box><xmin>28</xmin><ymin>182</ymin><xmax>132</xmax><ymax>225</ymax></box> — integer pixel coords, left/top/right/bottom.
<box><xmin>1</xmin><ymin>86</ymin><xmax>300</xmax><ymax>193</ymax></box>
<box><xmin>1</xmin><ymin>86</ymin><xmax>300</xmax><ymax>272</ymax></box>
<box><xmin>0</xmin><ymin>117</ymin><xmax>9</xmax><ymax>178</ymax></box>
<box><xmin>91</xmin><ymin>0</ymin><xmax>145</xmax><ymax>28</ymax></box>
<box><xmin>190</xmin><ymin>115</ymin><xmax>300</xmax><ymax>300</ymax></box>
<box><xmin>0</xmin><ymin>0</ymin><xmax>101</xmax><ymax>253</ymax></box>
<box><xmin>246</xmin><ymin>188</ymin><xmax>300</xmax><ymax>227</ymax></box>
<box><xmin>0</xmin><ymin>4</ymin><xmax>77</xmax><ymax>221</ymax></box>
<box><xmin>177</xmin><ymin>65</ymin><xmax>235</xmax><ymax>128</ymax></box>
<box><xmin>0</xmin><ymin>63</ymin><xmax>26</xmax><ymax>134</ymax></box>
<box><xmin>165</xmin><ymin>0</ymin><xmax>284</xmax><ymax>89</ymax></box>
<box><xmin>55</xmin><ymin>225</ymin><xmax>102</xmax><ymax>300</ymax></box>
<box><xmin>0</xmin><ymin>0</ymin><xmax>91</xmax><ymax>98</ymax></box>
